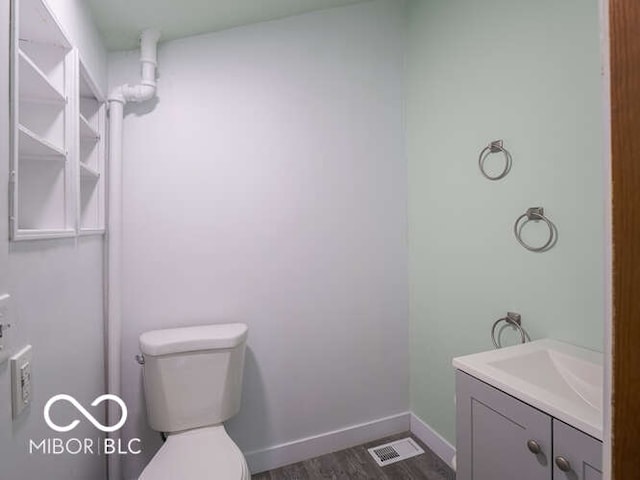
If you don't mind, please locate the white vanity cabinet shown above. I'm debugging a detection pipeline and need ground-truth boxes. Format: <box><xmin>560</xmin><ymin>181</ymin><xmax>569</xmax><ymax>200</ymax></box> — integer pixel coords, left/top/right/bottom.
<box><xmin>456</xmin><ymin>371</ymin><xmax>603</xmax><ymax>480</ymax></box>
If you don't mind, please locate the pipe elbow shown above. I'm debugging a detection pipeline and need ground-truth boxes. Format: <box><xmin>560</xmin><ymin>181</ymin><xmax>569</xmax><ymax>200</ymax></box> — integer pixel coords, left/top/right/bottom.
<box><xmin>107</xmin><ymin>86</ymin><xmax>126</xmax><ymax>105</ymax></box>
<box><xmin>122</xmin><ymin>83</ymin><xmax>156</xmax><ymax>103</ymax></box>
<box><xmin>107</xmin><ymin>29</ymin><xmax>161</xmax><ymax>107</ymax></box>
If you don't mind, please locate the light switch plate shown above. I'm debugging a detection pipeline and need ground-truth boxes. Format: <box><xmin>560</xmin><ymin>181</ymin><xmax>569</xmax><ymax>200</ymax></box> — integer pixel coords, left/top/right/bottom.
<box><xmin>0</xmin><ymin>294</ymin><xmax>11</xmax><ymax>365</ymax></box>
<box><xmin>11</xmin><ymin>345</ymin><xmax>32</xmax><ymax>419</ymax></box>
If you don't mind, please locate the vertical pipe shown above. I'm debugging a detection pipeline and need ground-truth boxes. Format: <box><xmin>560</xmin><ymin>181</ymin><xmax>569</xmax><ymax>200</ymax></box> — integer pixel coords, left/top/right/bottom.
<box><xmin>107</xmin><ymin>99</ymin><xmax>124</xmax><ymax>480</ymax></box>
<box><xmin>106</xmin><ymin>29</ymin><xmax>159</xmax><ymax>480</ymax></box>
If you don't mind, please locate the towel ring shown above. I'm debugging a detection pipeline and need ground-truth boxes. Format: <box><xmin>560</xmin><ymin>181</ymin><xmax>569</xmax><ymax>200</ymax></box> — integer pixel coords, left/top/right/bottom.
<box><xmin>478</xmin><ymin>140</ymin><xmax>512</xmax><ymax>180</ymax></box>
<box><xmin>491</xmin><ymin>312</ymin><xmax>526</xmax><ymax>349</ymax></box>
<box><xmin>514</xmin><ymin>207</ymin><xmax>557</xmax><ymax>252</ymax></box>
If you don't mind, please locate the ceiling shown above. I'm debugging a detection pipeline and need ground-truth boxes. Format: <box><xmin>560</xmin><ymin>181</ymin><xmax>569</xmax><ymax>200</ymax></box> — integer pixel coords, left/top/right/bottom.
<box><xmin>86</xmin><ymin>0</ymin><xmax>370</xmax><ymax>51</ymax></box>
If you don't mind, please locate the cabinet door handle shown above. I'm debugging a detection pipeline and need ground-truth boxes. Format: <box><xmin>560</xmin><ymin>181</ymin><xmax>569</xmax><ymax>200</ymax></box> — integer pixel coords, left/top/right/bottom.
<box><xmin>555</xmin><ymin>456</ymin><xmax>572</xmax><ymax>472</ymax></box>
<box><xmin>526</xmin><ymin>439</ymin><xmax>542</xmax><ymax>454</ymax></box>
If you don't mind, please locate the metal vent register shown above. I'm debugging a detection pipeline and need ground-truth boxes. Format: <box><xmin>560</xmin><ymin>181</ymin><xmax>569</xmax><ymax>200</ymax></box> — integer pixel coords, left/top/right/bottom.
<box><xmin>368</xmin><ymin>438</ymin><xmax>425</xmax><ymax>467</ymax></box>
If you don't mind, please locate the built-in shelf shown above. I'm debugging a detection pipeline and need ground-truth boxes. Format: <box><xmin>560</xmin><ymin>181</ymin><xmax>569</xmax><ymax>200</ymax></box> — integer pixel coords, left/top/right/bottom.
<box><xmin>11</xmin><ymin>0</ymin><xmax>105</xmax><ymax>240</ymax></box>
<box><xmin>79</xmin><ymin>162</ymin><xmax>100</xmax><ymax>180</ymax></box>
<box><xmin>18</xmin><ymin>50</ymin><xmax>66</xmax><ymax>104</ymax></box>
<box><xmin>79</xmin><ymin>113</ymin><xmax>100</xmax><ymax>140</ymax></box>
<box><xmin>18</xmin><ymin>124</ymin><xmax>65</xmax><ymax>158</ymax></box>
<box><xmin>77</xmin><ymin>57</ymin><xmax>105</xmax><ymax>234</ymax></box>
<box><xmin>11</xmin><ymin>0</ymin><xmax>76</xmax><ymax>240</ymax></box>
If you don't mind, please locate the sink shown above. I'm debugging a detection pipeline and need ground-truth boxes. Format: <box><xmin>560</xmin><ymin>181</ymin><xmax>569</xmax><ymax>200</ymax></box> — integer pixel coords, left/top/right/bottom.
<box><xmin>453</xmin><ymin>339</ymin><xmax>603</xmax><ymax>440</ymax></box>
<box><xmin>489</xmin><ymin>348</ymin><xmax>603</xmax><ymax>411</ymax></box>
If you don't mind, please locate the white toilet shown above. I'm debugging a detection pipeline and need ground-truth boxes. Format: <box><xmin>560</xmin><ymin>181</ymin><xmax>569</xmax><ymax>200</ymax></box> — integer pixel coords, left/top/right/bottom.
<box><xmin>137</xmin><ymin>323</ymin><xmax>250</xmax><ymax>480</ymax></box>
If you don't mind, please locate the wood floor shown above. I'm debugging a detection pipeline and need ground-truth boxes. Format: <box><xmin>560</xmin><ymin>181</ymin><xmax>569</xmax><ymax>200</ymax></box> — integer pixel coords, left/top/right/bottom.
<box><xmin>252</xmin><ymin>432</ymin><xmax>456</xmax><ymax>480</ymax></box>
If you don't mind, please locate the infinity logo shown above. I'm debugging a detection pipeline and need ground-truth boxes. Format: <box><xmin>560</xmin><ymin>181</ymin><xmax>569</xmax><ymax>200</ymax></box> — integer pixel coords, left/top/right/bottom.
<box><xmin>44</xmin><ymin>394</ymin><xmax>128</xmax><ymax>433</ymax></box>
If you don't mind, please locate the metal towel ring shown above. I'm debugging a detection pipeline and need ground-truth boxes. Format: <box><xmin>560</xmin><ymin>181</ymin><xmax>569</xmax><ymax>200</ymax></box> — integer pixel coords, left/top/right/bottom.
<box><xmin>491</xmin><ymin>312</ymin><xmax>526</xmax><ymax>349</ymax></box>
<box><xmin>513</xmin><ymin>207</ymin><xmax>557</xmax><ymax>252</ymax></box>
<box><xmin>478</xmin><ymin>140</ymin><xmax>512</xmax><ymax>180</ymax></box>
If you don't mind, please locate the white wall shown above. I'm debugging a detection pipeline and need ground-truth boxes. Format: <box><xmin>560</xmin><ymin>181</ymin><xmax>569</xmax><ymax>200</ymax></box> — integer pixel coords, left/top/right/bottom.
<box><xmin>407</xmin><ymin>0</ymin><xmax>605</xmax><ymax>444</ymax></box>
<box><xmin>109</xmin><ymin>1</ymin><xmax>408</xmax><ymax>477</ymax></box>
<box><xmin>0</xmin><ymin>2</ymin><xmax>108</xmax><ymax>479</ymax></box>
<box><xmin>3</xmin><ymin>239</ymin><xmax>106</xmax><ymax>480</ymax></box>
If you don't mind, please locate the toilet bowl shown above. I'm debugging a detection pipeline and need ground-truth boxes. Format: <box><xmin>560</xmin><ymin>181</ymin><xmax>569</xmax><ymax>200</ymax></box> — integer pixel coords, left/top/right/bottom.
<box><xmin>136</xmin><ymin>323</ymin><xmax>250</xmax><ymax>479</ymax></box>
<box><xmin>139</xmin><ymin>426</ymin><xmax>250</xmax><ymax>480</ymax></box>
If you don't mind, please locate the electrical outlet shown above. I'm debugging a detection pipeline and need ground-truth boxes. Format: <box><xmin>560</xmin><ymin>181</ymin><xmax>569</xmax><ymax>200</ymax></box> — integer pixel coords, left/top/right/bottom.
<box><xmin>11</xmin><ymin>345</ymin><xmax>32</xmax><ymax>419</ymax></box>
<box><xmin>0</xmin><ymin>294</ymin><xmax>11</xmax><ymax>365</ymax></box>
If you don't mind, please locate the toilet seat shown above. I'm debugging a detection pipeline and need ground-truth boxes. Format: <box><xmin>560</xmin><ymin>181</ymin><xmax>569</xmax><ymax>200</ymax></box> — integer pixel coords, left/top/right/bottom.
<box><xmin>139</xmin><ymin>425</ymin><xmax>250</xmax><ymax>480</ymax></box>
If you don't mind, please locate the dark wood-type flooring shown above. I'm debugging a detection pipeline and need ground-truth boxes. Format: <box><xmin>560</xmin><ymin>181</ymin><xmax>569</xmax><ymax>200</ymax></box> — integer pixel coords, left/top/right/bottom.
<box><xmin>252</xmin><ymin>432</ymin><xmax>455</xmax><ymax>480</ymax></box>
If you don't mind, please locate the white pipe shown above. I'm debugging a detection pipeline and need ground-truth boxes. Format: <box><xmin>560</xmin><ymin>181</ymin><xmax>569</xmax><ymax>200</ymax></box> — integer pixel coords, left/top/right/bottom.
<box><xmin>109</xmin><ymin>29</ymin><xmax>161</xmax><ymax>104</ymax></box>
<box><xmin>106</xmin><ymin>100</ymin><xmax>123</xmax><ymax>480</ymax></box>
<box><xmin>107</xmin><ymin>29</ymin><xmax>160</xmax><ymax>480</ymax></box>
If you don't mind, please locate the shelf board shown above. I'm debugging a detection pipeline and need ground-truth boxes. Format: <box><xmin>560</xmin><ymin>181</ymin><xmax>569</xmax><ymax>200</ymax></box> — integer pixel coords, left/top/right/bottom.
<box><xmin>14</xmin><ymin>228</ymin><xmax>75</xmax><ymax>241</ymax></box>
<box><xmin>80</xmin><ymin>163</ymin><xmax>100</xmax><ymax>180</ymax></box>
<box><xmin>18</xmin><ymin>50</ymin><xmax>65</xmax><ymax>104</ymax></box>
<box><xmin>18</xmin><ymin>124</ymin><xmax>65</xmax><ymax>158</ymax></box>
<box><xmin>79</xmin><ymin>228</ymin><xmax>105</xmax><ymax>236</ymax></box>
<box><xmin>79</xmin><ymin>114</ymin><xmax>100</xmax><ymax>141</ymax></box>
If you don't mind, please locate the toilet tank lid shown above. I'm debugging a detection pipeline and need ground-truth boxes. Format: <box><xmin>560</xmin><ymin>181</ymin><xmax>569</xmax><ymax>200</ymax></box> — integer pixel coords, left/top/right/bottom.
<box><xmin>139</xmin><ymin>323</ymin><xmax>248</xmax><ymax>356</ymax></box>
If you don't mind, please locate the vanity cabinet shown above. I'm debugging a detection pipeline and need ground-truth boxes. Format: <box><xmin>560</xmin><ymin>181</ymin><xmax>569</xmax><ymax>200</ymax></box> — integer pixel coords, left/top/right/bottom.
<box><xmin>456</xmin><ymin>371</ymin><xmax>602</xmax><ymax>480</ymax></box>
<box><xmin>553</xmin><ymin>420</ymin><xmax>602</xmax><ymax>480</ymax></box>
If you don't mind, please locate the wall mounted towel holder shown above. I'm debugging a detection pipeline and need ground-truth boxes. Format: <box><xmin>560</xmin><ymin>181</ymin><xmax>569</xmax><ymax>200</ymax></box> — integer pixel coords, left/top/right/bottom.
<box><xmin>491</xmin><ymin>312</ymin><xmax>526</xmax><ymax>349</ymax></box>
<box><xmin>513</xmin><ymin>207</ymin><xmax>557</xmax><ymax>252</ymax></box>
<box><xmin>478</xmin><ymin>140</ymin><xmax>512</xmax><ymax>180</ymax></box>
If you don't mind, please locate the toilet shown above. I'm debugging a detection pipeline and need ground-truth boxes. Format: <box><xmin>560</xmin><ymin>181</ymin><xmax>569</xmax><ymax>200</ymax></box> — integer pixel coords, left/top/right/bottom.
<box><xmin>137</xmin><ymin>323</ymin><xmax>250</xmax><ymax>479</ymax></box>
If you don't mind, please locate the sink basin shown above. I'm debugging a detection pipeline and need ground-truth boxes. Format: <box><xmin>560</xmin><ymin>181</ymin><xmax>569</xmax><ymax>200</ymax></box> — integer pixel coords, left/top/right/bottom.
<box><xmin>453</xmin><ymin>339</ymin><xmax>603</xmax><ymax>440</ymax></box>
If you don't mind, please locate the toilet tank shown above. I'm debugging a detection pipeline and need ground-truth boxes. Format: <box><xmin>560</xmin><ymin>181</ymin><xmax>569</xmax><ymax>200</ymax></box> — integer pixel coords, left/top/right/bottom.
<box><xmin>139</xmin><ymin>323</ymin><xmax>248</xmax><ymax>433</ymax></box>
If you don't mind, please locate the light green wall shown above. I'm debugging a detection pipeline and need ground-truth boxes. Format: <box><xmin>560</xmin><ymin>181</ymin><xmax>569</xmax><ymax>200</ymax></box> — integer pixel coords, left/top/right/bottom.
<box><xmin>407</xmin><ymin>0</ymin><xmax>605</xmax><ymax>444</ymax></box>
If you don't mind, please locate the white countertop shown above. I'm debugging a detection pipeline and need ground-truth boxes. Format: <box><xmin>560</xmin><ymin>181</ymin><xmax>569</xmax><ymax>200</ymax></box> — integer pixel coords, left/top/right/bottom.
<box><xmin>453</xmin><ymin>339</ymin><xmax>603</xmax><ymax>440</ymax></box>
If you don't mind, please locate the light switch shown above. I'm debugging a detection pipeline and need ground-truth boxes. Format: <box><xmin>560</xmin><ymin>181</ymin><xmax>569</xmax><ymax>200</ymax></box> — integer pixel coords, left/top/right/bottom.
<box><xmin>11</xmin><ymin>345</ymin><xmax>32</xmax><ymax>419</ymax></box>
<box><xmin>0</xmin><ymin>294</ymin><xmax>11</xmax><ymax>365</ymax></box>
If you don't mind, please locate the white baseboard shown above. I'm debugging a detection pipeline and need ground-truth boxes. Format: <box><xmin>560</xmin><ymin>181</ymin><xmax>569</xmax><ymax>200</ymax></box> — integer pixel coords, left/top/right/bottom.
<box><xmin>245</xmin><ymin>412</ymin><xmax>411</xmax><ymax>474</ymax></box>
<box><xmin>244</xmin><ymin>411</ymin><xmax>457</xmax><ymax>474</ymax></box>
<box><xmin>410</xmin><ymin>413</ymin><xmax>456</xmax><ymax>471</ymax></box>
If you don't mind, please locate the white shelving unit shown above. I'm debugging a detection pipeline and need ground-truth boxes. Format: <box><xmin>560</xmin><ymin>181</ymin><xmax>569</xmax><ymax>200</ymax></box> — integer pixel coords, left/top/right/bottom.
<box><xmin>77</xmin><ymin>60</ymin><xmax>106</xmax><ymax>235</ymax></box>
<box><xmin>9</xmin><ymin>0</ymin><xmax>106</xmax><ymax>240</ymax></box>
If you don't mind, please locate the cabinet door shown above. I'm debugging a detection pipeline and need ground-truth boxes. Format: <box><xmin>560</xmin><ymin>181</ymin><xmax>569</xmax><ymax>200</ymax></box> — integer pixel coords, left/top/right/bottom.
<box><xmin>553</xmin><ymin>420</ymin><xmax>602</xmax><ymax>480</ymax></box>
<box><xmin>456</xmin><ymin>371</ymin><xmax>552</xmax><ymax>480</ymax></box>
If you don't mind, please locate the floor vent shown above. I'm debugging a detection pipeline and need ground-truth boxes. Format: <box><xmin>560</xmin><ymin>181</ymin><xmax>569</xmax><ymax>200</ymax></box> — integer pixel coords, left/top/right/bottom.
<box><xmin>367</xmin><ymin>437</ymin><xmax>425</xmax><ymax>467</ymax></box>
